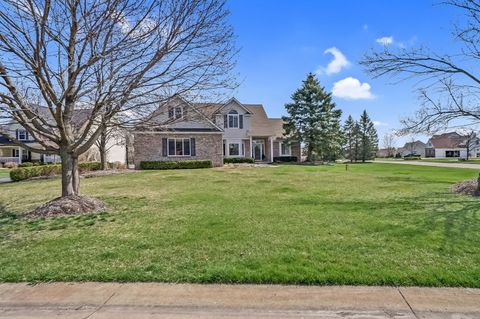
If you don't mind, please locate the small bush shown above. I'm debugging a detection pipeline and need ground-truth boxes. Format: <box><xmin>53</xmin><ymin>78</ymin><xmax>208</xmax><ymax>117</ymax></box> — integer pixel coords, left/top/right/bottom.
<box><xmin>3</xmin><ymin>162</ymin><xmax>18</xmax><ymax>169</ymax></box>
<box><xmin>273</xmin><ymin>156</ymin><xmax>298</xmax><ymax>162</ymax></box>
<box><xmin>10</xmin><ymin>161</ymin><xmax>101</xmax><ymax>182</ymax></box>
<box><xmin>224</xmin><ymin>157</ymin><xmax>255</xmax><ymax>164</ymax></box>
<box><xmin>140</xmin><ymin>160</ymin><xmax>212</xmax><ymax>170</ymax></box>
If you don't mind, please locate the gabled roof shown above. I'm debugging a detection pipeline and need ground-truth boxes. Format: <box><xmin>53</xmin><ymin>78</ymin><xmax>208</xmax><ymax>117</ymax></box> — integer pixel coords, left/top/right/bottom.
<box><xmin>244</xmin><ymin>105</ymin><xmax>285</xmax><ymax>138</ymax></box>
<box><xmin>212</xmin><ymin>97</ymin><xmax>253</xmax><ymax>115</ymax></box>
<box><xmin>403</xmin><ymin>140</ymin><xmax>426</xmax><ymax>149</ymax></box>
<box><xmin>428</xmin><ymin>132</ymin><xmax>467</xmax><ymax>149</ymax></box>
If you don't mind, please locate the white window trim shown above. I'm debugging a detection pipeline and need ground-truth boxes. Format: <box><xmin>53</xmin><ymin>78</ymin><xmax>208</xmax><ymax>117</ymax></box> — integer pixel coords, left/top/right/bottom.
<box><xmin>227</xmin><ymin>142</ymin><xmax>243</xmax><ymax>157</ymax></box>
<box><xmin>18</xmin><ymin>129</ymin><xmax>28</xmax><ymax>141</ymax></box>
<box><xmin>280</xmin><ymin>142</ymin><xmax>291</xmax><ymax>156</ymax></box>
<box><xmin>169</xmin><ymin>106</ymin><xmax>183</xmax><ymax>120</ymax></box>
<box><xmin>228</xmin><ymin>114</ymin><xmax>239</xmax><ymax>128</ymax></box>
<box><xmin>167</xmin><ymin>138</ymin><xmax>191</xmax><ymax>157</ymax></box>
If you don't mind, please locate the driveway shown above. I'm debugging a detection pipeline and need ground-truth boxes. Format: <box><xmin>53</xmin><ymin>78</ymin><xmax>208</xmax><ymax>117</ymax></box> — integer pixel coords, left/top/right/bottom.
<box><xmin>0</xmin><ymin>177</ymin><xmax>11</xmax><ymax>184</ymax></box>
<box><xmin>0</xmin><ymin>283</ymin><xmax>479</xmax><ymax>318</ymax></box>
<box><xmin>375</xmin><ymin>160</ymin><xmax>480</xmax><ymax>169</ymax></box>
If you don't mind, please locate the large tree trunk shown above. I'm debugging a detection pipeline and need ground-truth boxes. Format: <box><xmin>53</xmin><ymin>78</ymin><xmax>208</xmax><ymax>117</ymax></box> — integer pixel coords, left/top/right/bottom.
<box><xmin>60</xmin><ymin>150</ymin><xmax>80</xmax><ymax>197</ymax></box>
<box><xmin>98</xmin><ymin>128</ymin><xmax>108</xmax><ymax>170</ymax></box>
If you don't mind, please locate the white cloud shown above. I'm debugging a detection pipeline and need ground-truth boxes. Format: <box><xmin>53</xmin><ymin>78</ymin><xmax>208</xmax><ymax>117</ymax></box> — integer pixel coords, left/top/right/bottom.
<box><xmin>316</xmin><ymin>47</ymin><xmax>350</xmax><ymax>75</ymax></box>
<box><xmin>363</xmin><ymin>24</ymin><xmax>368</xmax><ymax>31</ymax></box>
<box><xmin>376</xmin><ymin>36</ymin><xmax>394</xmax><ymax>46</ymax></box>
<box><xmin>332</xmin><ymin>77</ymin><xmax>375</xmax><ymax>100</ymax></box>
<box><xmin>373</xmin><ymin>121</ymin><xmax>388</xmax><ymax>127</ymax></box>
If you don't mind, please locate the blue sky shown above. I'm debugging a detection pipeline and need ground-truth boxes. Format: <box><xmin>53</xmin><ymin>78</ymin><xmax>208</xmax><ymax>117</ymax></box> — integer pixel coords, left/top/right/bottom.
<box><xmin>226</xmin><ymin>0</ymin><xmax>459</xmax><ymax>146</ymax></box>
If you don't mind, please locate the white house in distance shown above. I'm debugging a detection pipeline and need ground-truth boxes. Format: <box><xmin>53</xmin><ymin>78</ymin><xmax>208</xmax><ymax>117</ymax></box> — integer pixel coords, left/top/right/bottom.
<box><xmin>0</xmin><ymin>106</ymin><xmax>126</xmax><ymax>165</ymax></box>
<box><xmin>425</xmin><ymin>132</ymin><xmax>480</xmax><ymax>158</ymax></box>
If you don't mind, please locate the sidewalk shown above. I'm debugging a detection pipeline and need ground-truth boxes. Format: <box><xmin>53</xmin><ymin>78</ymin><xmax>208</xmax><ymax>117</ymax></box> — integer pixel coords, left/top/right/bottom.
<box><xmin>0</xmin><ymin>283</ymin><xmax>479</xmax><ymax>318</ymax></box>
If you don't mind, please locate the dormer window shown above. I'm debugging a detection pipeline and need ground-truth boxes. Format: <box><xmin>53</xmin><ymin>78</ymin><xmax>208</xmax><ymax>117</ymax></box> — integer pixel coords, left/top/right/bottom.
<box><xmin>168</xmin><ymin>106</ymin><xmax>183</xmax><ymax>120</ymax></box>
<box><xmin>17</xmin><ymin>129</ymin><xmax>28</xmax><ymax>141</ymax></box>
<box><xmin>225</xmin><ymin>110</ymin><xmax>243</xmax><ymax>129</ymax></box>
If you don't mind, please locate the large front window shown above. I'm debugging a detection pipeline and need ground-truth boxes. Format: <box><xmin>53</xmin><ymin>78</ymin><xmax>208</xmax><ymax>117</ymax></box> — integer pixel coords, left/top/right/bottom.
<box><xmin>229</xmin><ymin>143</ymin><xmax>240</xmax><ymax>156</ymax></box>
<box><xmin>228</xmin><ymin>110</ymin><xmax>239</xmax><ymax>128</ymax></box>
<box><xmin>280</xmin><ymin>142</ymin><xmax>291</xmax><ymax>156</ymax></box>
<box><xmin>168</xmin><ymin>138</ymin><xmax>191</xmax><ymax>156</ymax></box>
<box><xmin>445</xmin><ymin>150</ymin><xmax>460</xmax><ymax>158</ymax></box>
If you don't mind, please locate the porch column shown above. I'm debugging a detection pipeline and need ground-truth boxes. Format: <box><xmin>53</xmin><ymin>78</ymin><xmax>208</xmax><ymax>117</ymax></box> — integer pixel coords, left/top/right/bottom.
<box><xmin>270</xmin><ymin>137</ymin><xmax>274</xmax><ymax>162</ymax></box>
<box><xmin>18</xmin><ymin>147</ymin><xmax>22</xmax><ymax>164</ymax></box>
<box><xmin>249</xmin><ymin>136</ymin><xmax>253</xmax><ymax>158</ymax></box>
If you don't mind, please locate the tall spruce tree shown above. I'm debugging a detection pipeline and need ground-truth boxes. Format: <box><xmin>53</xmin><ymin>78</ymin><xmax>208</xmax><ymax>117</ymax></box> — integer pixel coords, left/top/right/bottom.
<box><xmin>283</xmin><ymin>73</ymin><xmax>343</xmax><ymax>162</ymax></box>
<box><xmin>358</xmin><ymin>110</ymin><xmax>378</xmax><ymax>162</ymax></box>
<box><xmin>343</xmin><ymin>115</ymin><xmax>356</xmax><ymax>162</ymax></box>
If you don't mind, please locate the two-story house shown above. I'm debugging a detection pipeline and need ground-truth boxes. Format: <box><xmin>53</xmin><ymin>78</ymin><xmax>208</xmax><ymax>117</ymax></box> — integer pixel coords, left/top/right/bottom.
<box><xmin>133</xmin><ymin>97</ymin><xmax>301</xmax><ymax>167</ymax></box>
<box><xmin>0</xmin><ymin>106</ymin><xmax>126</xmax><ymax>165</ymax></box>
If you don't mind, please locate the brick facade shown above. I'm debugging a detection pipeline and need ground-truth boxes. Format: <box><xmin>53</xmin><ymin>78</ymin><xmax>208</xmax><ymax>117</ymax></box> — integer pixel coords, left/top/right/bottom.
<box><xmin>133</xmin><ymin>133</ymin><xmax>224</xmax><ymax>167</ymax></box>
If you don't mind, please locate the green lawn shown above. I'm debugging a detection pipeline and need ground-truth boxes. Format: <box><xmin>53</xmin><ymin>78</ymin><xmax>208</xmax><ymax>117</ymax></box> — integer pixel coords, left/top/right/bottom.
<box><xmin>0</xmin><ymin>169</ymin><xmax>10</xmax><ymax>179</ymax></box>
<box><xmin>1</xmin><ymin>164</ymin><xmax>480</xmax><ymax>286</ymax></box>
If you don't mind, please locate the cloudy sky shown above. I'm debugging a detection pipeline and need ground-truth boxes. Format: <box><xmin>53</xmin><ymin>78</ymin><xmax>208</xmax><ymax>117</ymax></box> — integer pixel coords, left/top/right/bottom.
<box><xmin>227</xmin><ymin>0</ymin><xmax>461</xmax><ymax>146</ymax></box>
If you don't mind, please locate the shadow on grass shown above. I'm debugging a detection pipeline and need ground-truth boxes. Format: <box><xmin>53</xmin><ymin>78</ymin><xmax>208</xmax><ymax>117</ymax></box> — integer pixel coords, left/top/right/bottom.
<box><xmin>422</xmin><ymin>199</ymin><xmax>480</xmax><ymax>254</ymax></box>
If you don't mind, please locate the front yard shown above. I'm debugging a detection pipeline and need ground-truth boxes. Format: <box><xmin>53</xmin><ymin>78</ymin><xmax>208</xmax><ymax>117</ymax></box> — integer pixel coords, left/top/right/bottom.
<box><xmin>0</xmin><ymin>169</ymin><xmax>10</xmax><ymax>179</ymax></box>
<box><xmin>1</xmin><ymin>163</ymin><xmax>480</xmax><ymax>286</ymax></box>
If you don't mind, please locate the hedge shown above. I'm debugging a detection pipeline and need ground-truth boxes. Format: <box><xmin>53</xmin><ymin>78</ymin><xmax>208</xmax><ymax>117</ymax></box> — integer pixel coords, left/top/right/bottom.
<box><xmin>273</xmin><ymin>156</ymin><xmax>298</xmax><ymax>162</ymax></box>
<box><xmin>223</xmin><ymin>157</ymin><xmax>255</xmax><ymax>164</ymax></box>
<box><xmin>10</xmin><ymin>161</ymin><xmax>102</xmax><ymax>182</ymax></box>
<box><xmin>140</xmin><ymin>160</ymin><xmax>212</xmax><ymax>170</ymax></box>
<box><xmin>403</xmin><ymin>157</ymin><xmax>421</xmax><ymax>161</ymax></box>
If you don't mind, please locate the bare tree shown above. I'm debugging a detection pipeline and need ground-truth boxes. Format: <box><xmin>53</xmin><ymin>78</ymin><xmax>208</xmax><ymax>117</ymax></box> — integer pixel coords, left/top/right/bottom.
<box><xmin>382</xmin><ymin>132</ymin><xmax>396</xmax><ymax>157</ymax></box>
<box><xmin>463</xmin><ymin>129</ymin><xmax>478</xmax><ymax>160</ymax></box>
<box><xmin>0</xmin><ymin>0</ymin><xmax>236</xmax><ymax>197</ymax></box>
<box><xmin>361</xmin><ymin>0</ymin><xmax>480</xmax><ymax>135</ymax></box>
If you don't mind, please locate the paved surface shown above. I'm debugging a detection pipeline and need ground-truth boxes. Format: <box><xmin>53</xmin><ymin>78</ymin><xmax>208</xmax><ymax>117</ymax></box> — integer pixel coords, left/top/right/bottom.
<box><xmin>0</xmin><ymin>283</ymin><xmax>479</xmax><ymax>318</ymax></box>
<box><xmin>375</xmin><ymin>160</ymin><xmax>480</xmax><ymax>169</ymax></box>
<box><xmin>0</xmin><ymin>177</ymin><xmax>11</xmax><ymax>184</ymax></box>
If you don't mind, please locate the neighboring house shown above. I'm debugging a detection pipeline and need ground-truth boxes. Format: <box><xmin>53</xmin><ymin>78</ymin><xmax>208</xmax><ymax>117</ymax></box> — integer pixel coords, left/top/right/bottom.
<box><xmin>376</xmin><ymin>147</ymin><xmax>396</xmax><ymax>158</ymax></box>
<box><xmin>0</xmin><ymin>106</ymin><xmax>126</xmax><ymax>164</ymax></box>
<box><xmin>425</xmin><ymin>132</ymin><xmax>480</xmax><ymax>158</ymax></box>
<box><xmin>398</xmin><ymin>140</ymin><xmax>426</xmax><ymax>157</ymax></box>
<box><xmin>133</xmin><ymin>97</ymin><xmax>301</xmax><ymax>167</ymax></box>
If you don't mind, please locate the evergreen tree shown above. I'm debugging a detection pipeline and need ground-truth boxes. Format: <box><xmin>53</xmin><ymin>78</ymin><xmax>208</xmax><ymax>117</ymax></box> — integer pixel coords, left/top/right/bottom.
<box><xmin>358</xmin><ymin>110</ymin><xmax>378</xmax><ymax>162</ymax></box>
<box><xmin>343</xmin><ymin>115</ymin><xmax>356</xmax><ymax>162</ymax></box>
<box><xmin>283</xmin><ymin>73</ymin><xmax>343</xmax><ymax>162</ymax></box>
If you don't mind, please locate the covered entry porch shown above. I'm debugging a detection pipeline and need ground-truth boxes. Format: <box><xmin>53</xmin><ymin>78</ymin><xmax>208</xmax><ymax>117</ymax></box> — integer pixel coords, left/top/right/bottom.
<box><xmin>250</xmin><ymin>136</ymin><xmax>275</xmax><ymax>162</ymax></box>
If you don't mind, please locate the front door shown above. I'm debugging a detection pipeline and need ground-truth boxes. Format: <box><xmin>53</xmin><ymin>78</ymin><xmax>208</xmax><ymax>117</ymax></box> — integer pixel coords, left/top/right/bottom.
<box><xmin>253</xmin><ymin>141</ymin><xmax>263</xmax><ymax>161</ymax></box>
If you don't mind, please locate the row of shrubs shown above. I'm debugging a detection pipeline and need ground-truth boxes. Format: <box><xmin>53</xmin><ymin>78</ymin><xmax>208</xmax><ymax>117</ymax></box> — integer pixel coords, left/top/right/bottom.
<box><xmin>10</xmin><ymin>162</ymin><xmax>102</xmax><ymax>182</ymax></box>
<box><xmin>223</xmin><ymin>157</ymin><xmax>255</xmax><ymax>164</ymax></box>
<box><xmin>140</xmin><ymin>160</ymin><xmax>212</xmax><ymax>170</ymax></box>
<box><xmin>273</xmin><ymin>156</ymin><xmax>298</xmax><ymax>163</ymax></box>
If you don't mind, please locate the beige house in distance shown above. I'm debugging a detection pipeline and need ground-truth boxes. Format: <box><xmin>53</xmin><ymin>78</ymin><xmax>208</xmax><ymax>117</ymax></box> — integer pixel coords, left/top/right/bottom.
<box><xmin>133</xmin><ymin>97</ymin><xmax>301</xmax><ymax>167</ymax></box>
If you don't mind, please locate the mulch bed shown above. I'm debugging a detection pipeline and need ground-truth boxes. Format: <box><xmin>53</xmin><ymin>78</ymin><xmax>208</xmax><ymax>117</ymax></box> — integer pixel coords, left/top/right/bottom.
<box><xmin>23</xmin><ymin>195</ymin><xmax>106</xmax><ymax>219</ymax></box>
<box><xmin>450</xmin><ymin>178</ymin><xmax>480</xmax><ymax>197</ymax></box>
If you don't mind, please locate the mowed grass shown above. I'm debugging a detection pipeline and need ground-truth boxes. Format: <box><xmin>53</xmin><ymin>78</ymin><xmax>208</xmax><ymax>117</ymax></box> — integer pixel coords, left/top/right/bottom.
<box><xmin>1</xmin><ymin>163</ymin><xmax>480</xmax><ymax>287</ymax></box>
<box><xmin>0</xmin><ymin>169</ymin><xmax>10</xmax><ymax>179</ymax></box>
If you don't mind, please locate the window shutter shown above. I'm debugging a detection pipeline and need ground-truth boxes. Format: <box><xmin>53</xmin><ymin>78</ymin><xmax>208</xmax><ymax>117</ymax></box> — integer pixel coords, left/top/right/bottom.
<box><xmin>224</xmin><ymin>115</ymin><xmax>228</xmax><ymax>128</ymax></box>
<box><xmin>15</xmin><ymin>129</ymin><xmax>19</xmax><ymax>140</ymax></box>
<box><xmin>239</xmin><ymin>115</ymin><xmax>244</xmax><ymax>129</ymax></box>
<box><xmin>162</xmin><ymin>138</ymin><xmax>168</xmax><ymax>156</ymax></box>
<box><xmin>25</xmin><ymin>131</ymin><xmax>29</xmax><ymax>140</ymax></box>
<box><xmin>168</xmin><ymin>107</ymin><xmax>174</xmax><ymax>119</ymax></box>
<box><xmin>191</xmin><ymin>138</ymin><xmax>196</xmax><ymax>156</ymax></box>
